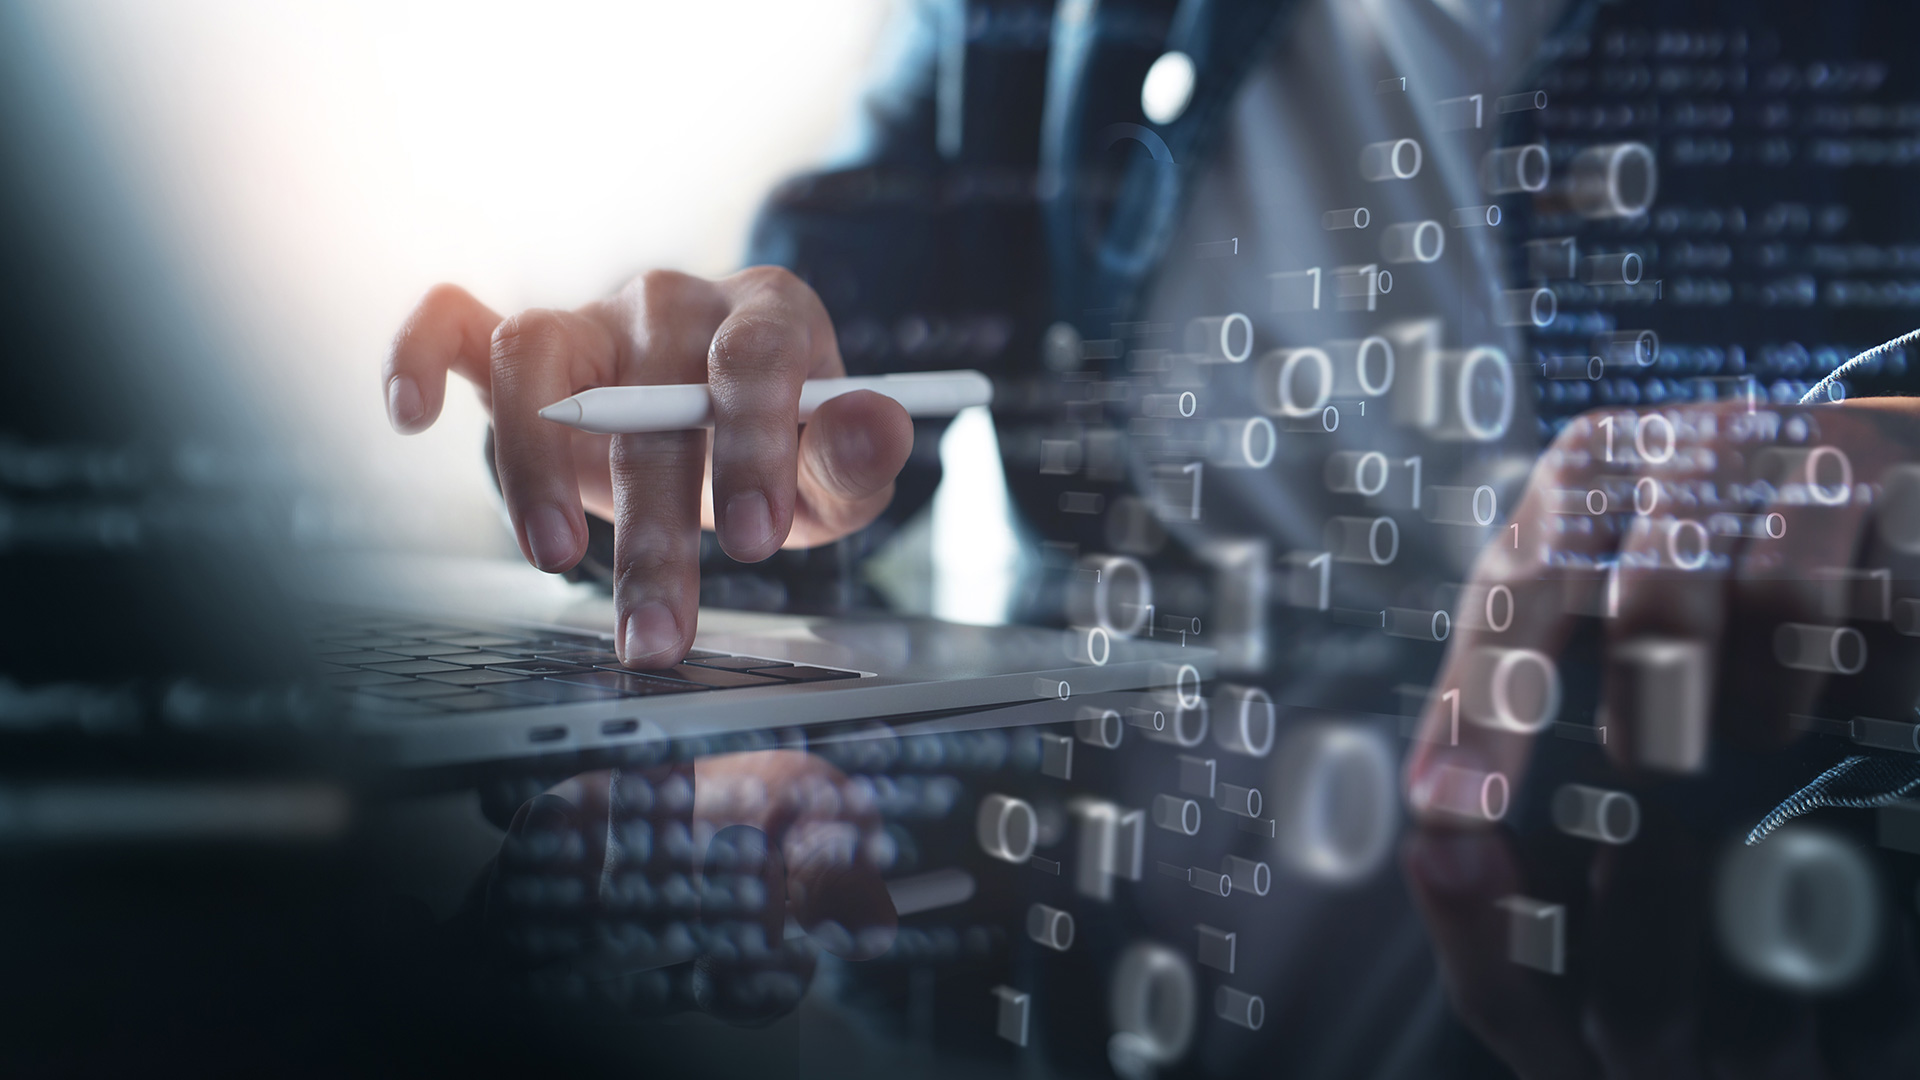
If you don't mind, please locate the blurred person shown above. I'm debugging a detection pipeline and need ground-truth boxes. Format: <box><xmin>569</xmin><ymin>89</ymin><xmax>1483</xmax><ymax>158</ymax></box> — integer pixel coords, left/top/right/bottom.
<box><xmin>388</xmin><ymin>0</ymin><xmax>1920</xmax><ymax>1072</ymax></box>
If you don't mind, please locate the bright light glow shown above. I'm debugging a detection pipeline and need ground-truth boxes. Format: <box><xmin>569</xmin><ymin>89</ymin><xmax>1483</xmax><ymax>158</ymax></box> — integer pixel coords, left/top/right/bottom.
<box><xmin>932</xmin><ymin>406</ymin><xmax>1020</xmax><ymax>625</ymax></box>
<box><xmin>1141</xmin><ymin>51</ymin><xmax>1195</xmax><ymax>125</ymax></box>
<box><xmin>21</xmin><ymin>0</ymin><xmax>890</xmax><ymax>553</ymax></box>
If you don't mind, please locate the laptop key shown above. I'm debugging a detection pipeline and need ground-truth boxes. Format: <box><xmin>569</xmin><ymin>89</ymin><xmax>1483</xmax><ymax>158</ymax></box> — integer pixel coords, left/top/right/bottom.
<box><xmin>311</xmin><ymin>650</ymin><xmax>414</xmax><ymax>665</ymax></box>
<box><xmin>346</xmin><ymin>694</ymin><xmax>439</xmax><ymax>715</ymax></box>
<box><xmin>435</xmin><ymin>634</ymin><xmax>535</xmax><ymax>648</ymax></box>
<box><xmin>363</xmin><ymin>659</ymin><xmax>471</xmax><ymax>676</ymax></box>
<box><xmin>752</xmin><ymin>665</ymin><xmax>860</xmax><ymax>682</ymax></box>
<box><xmin>432</xmin><ymin>652</ymin><xmax>526</xmax><ymax>667</ymax></box>
<box><xmin>550</xmin><ymin>670</ymin><xmax>709</xmax><ymax>696</ymax></box>
<box><xmin>418</xmin><ymin>669</ymin><xmax>537</xmax><ymax>687</ymax></box>
<box><xmin>535</xmin><ymin>649</ymin><xmax>621</xmax><ymax>665</ymax></box>
<box><xmin>361</xmin><ymin>680</ymin><xmax>473</xmax><ymax>699</ymax></box>
<box><xmin>683</xmin><ymin>655</ymin><xmax>792</xmax><ymax>671</ymax></box>
<box><xmin>427</xmin><ymin>691</ymin><xmax>532</xmax><ymax>711</ymax></box>
<box><xmin>612</xmin><ymin>663</ymin><xmax>787</xmax><ymax>689</ymax></box>
<box><xmin>684</xmin><ymin>648</ymin><xmax>727</xmax><ymax>659</ymax></box>
<box><xmin>487</xmin><ymin>660</ymin><xmax>594</xmax><ymax>677</ymax></box>
<box><xmin>383</xmin><ymin>642</ymin><xmax>485</xmax><ymax>658</ymax></box>
<box><xmin>487</xmin><ymin>679</ymin><xmax>626</xmax><ymax>704</ymax></box>
<box><xmin>327</xmin><ymin>671</ymin><xmax>411</xmax><ymax>688</ymax></box>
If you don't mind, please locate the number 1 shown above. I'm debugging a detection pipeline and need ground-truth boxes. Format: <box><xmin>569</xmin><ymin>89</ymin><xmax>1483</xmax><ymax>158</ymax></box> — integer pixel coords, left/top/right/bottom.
<box><xmin>1308</xmin><ymin>552</ymin><xmax>1330</xmax><ymax>612</ymax></box>
<box><xmin>1403</xmin><ymin>455</ymin><xmax>1423</xmax><ymax>510</ymax></box>
<box><xmin>1599</xmin><ymin>416</ymin><xmax>1615</xmax><ymax>463</ymax></box>
<box><xmin>1182</xmin><ymin>462</ymin><xmax>1203</xmax><ymax>520</ymax></box>
<box><xmin>1442</xmin><ymin>688</ymin><xmax>1459</xmax><ymax>745</ymax></box>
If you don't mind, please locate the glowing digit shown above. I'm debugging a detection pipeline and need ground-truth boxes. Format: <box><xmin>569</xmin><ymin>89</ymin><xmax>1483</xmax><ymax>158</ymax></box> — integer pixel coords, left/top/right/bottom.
<box><xmin>1634</xmin><ymin>476</ymin><xmax>1658</xmax><ymax>515</ymax></box>
<box><xmin>1635</xmin><ymin>414</ymin><xmax>1675</xmax><ymax>464</ymax></box>
<box><xmin>1485</xmin><ymin>584</ymin><xmax>1513</xmax><ymax>631</ymax></box>
<box><xmin>1473</xmin><ymin>485</ymin><xmax>1497</xmax><ymax>526</ymax></box>
<box><xmin>1369</xmin><ymin>517</ymin><xmax>1399</xmax><ymax>565</ymax></box>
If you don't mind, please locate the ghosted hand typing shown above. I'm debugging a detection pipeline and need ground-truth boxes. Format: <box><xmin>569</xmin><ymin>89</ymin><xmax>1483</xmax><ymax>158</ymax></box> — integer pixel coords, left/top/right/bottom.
<box><xmin>466</xmin><ymin>750</ymin><xmax>897</xmax><ymax>1025</ymax></box>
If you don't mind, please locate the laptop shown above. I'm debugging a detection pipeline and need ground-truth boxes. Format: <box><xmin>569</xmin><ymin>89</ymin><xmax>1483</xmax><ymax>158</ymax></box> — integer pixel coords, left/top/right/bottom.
<box><xmin>309</xmin><ymin>558</ymin><xmax>1215</xmax><ymax>773</ymax></box>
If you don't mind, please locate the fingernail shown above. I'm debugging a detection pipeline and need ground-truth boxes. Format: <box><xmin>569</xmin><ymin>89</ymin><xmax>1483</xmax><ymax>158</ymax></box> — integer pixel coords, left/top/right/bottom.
<box><xmin>623</xmin><ymin>600</ymin><xmax>680</xmax><ymax>665</ymax></box>
<box><xmin>723</xmin><ymin>490</ymin><xmax>774</xmax><ymax>556</ymax></box>
<box><xmin>524</xmin><ymin>505</ymin><xmax>576</xmax><ymax>571</ymax></box>
<box><xmin>386</xmin><ymin>375</ymin><xmax>423</xmax><ymax>430</ymax></box>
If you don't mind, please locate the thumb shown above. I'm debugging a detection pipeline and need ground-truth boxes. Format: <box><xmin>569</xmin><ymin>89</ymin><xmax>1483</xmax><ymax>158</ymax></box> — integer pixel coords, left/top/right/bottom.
<box><xmin>791</xmin><ymin>389</ymin><xmax>913</xmax><ymax>544</ymax></box>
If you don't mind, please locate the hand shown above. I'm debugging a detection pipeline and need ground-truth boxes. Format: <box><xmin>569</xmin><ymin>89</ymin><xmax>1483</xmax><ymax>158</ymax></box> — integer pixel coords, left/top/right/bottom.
<box><xmin>1401</xmin><ymin>398</ymin><xmax>1920</xmax><ymax>1077</ymax></box>
<box><xmin>1408</xmin><ymin>398</ymin><xmax>1920</xmax><ymax>821</ymax></box>
<box><xmin>1403</xmin><ymin>821</ymin><xmax>1920</xmax><ymax>1079</ymax></box>
<box><xmin>383</xmin><ymin>269</ymin><xmax>915</xmax><ymax>666</ymax></box>
<box><xmin>474</xmin><ymin>750</ymin><xmax>898</xmax><ymax>1025</ymax></box>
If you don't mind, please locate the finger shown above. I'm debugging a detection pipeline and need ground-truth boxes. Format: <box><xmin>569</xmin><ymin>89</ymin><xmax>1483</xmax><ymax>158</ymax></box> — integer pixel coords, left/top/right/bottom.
<box><xmin>1712</xmin><ymin>406</ymin><xmax>1920</xmax><ymax>756</ymax></box>
<box><xmin>384</xmin><ymin>283</ymin><xmax>502</xmax><ymax>433</ymax></box>
<box><xmin>491</xmin><ymin>309</ymin><xmax>617</xmax><ymax>573</ymax></box>
<box><xmin>612</xmin><ymin>429</ymin><xmax>707</xmax><ymax>665</ymax></box>
<box><xmin>783</xmin><ymin>814</ymin><xmax>898</xmax><ymax>960</ymax></box>
<box><xmin>692</xmin><ymin>824</ymin><xmax>820</xmax><ymax>1025</ymax></box>
<box><xmin>1408</xmin><ymin>415</ymin><xmax>1621</xmax><ymax>822</ymax></box>
<box><xmin>707</xmin><ymin>267</ymin><xmax>842</xmax><ymax>562</ymax></box>
<box><xmin>591</xmin><ymin>272</ymin><xmax>731</xmax><ymax>660</ymax></box>
<box><xmin>696</xmin><ymin>751</ymin><xmax>897</xmax><ymax>960</ymax></box>
<box><xmin>789</xmin><ymin>389</ymin><xmax>914</xmax><ymax>547</ymax></box>
<box><xmin>1403</xmin><ymin>830</ymin><xmax>1600</xmax><ymax>1080</ymax></box>
<box><xmin>484</xmin><ymin>790</ymin><xmax>591</xmax><ymax>966</ymax></box>
<box><xmin>1600</xmin><ymin>481</ymin><xmax>1734</xmax><ymax>772</ymax></box>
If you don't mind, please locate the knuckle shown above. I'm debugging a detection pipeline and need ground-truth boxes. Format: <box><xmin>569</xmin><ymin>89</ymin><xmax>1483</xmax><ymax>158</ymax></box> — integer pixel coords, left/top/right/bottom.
<box><xmin>490</xmin><ymin>309</ymin><xmax>567</xmax><ymax>365</ymax></box>
<box><xmin>1551</xmin><ymin>412</ymin><xmax>1593</xmax><ymax>453</ymax></box>
<box><xmin>611</xmin><ymin>428</ymin><xmax>706</xmax><ymax>471</ymax></box>
<box><xmin>633</xmin><ymin>268</ymin><xmax>699</xmax><ymax>313</ymax></box>
<box><xmin>390</xmin><ymin>283</ymin><xmax>469</xmax><ymax>366</ymax></box>
<box><xmin>421</xmin><ymin>281</ymin><xmax>471</xmax><ymax>312</ymax></box>
<box><xmin>734</xmin><ymin>264</ymin><xmax>807</xmax><ymax>299</ymax></box>
<box><xmin>712</xmin><ymin>427</ymin><xmax>794</xmax><ymax>478</ymax></box>
<box><xmin>614</xmin><ymin>545</ymin><xmax>685</xmax><ymax>594</ymax></box>
<box><xmin>623</xmin><ymin>270</ymin><xmax>724</xmax><ymax>357</ymax></box>
<box><xmin>491</xmin><ymin>444</ymin><xmax>550</xmax><ymax>491</ymax></box>
<box><xmin>711</xmin><ymin>314</ymin><xmax>806</xmax><ymax>376</ymax></box>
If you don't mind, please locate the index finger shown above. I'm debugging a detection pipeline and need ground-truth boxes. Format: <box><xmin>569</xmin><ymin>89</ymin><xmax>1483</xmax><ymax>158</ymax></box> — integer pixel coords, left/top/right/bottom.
<box><xmin>383</xmin><ymin>283</ymin><xmax>502</xmax><ymax>432</ymax></box>
<box><xmin>696</xmin><ymin>750</ymin><xmax>897</xmax><ymax>960</ymax></box>
<box><xmin>706</xmin><ymin>267</ymin><xmax>843</xmax><ymax>562</ymax></box>
<box><xmin>1407</xmin><ymin>416</ymin><xmax>1617</xmax><ymax>824</ymax></box>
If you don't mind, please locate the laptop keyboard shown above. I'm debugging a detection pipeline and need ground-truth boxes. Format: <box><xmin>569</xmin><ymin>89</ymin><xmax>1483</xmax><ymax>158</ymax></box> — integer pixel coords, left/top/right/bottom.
<box><xmin>309</xmin><ymin>615</ymin><xmax>860</xmax><ymax>717</ymax></box>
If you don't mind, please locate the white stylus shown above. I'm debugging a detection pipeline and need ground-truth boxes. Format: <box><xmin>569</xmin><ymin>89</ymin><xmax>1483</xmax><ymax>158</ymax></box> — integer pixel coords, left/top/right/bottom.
<box><xmin>537</xmin><ymin>369</ymin><xmax>994</xmax><ymax>434</ymax></box>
